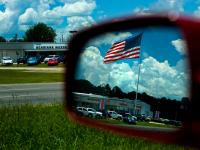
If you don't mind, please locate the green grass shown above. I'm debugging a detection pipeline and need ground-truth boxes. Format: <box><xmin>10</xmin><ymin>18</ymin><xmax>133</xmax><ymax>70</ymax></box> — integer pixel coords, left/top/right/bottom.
<box><xmin>0</xmin><ymin>70</ymin><xmax>63</xmax><ymax>84</ymax></box>
<box><xmin>137</xmin><ymin>121</ymin><xmax>177</xmax><ymax>128</ymax></box>
<box><xmin>0</xmin><ymin>104</ymin><xmax>192</xmax><ymax>150</ymax></box>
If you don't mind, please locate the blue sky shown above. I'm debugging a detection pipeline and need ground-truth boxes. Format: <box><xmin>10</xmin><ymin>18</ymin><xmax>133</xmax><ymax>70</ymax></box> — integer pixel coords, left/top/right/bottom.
<box><xmin>0</xmin><ymin>0</ymin><xmax>193</xmax><ymax>100</ymax></box>
<box><xmin>76</xmin><ymin>25</ymin><xmax>188</xmax><ymax>100</ymax></box>
<box><xmin>0</xmin><ymin>0</ymin><xmax>200</xmax><ymax>40</ymax></box>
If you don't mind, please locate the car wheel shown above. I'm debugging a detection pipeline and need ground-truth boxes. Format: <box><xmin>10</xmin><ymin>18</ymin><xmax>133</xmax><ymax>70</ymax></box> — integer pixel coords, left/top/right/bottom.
<box><xmin>117</xmin><ymin>117</ymin><xmax>121</xmax><ymax>120</ymax></box>
<box><xmin>96</xmin><ymin>115</ymin><xmax>101</xmax><ymax>119</ymax></box>
<box><xmin>88</xmin><ymin>114</ymin><xmax>93</xmax><ymax>118</ymax></box>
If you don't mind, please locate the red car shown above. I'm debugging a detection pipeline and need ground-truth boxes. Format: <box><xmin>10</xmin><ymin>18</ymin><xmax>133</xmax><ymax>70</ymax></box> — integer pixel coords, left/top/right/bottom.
<box><xmin>47</xmin><ymin>58</ymin><xmax>59</xmax><ymax>66</ymax></box>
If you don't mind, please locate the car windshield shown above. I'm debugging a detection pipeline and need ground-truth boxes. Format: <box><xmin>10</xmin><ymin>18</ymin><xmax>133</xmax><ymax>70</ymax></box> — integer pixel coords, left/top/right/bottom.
<box><xmin>29</xmin><ymin>57</ymin><xmax>35</xmax><ymax>60</ymax></box>
<box><xmin>126</xmin><ymin>114</ymin><xmax>132</xmax><ymax>117</ymax></box>
<box><xmin>88</xmin><ymin>108</ymin><xmax>95</xmax><ymax>112</ymax></box>
<box><xmin>3</xmin><ymin>57</ymin><xmax>11</xmax><ymax>60</ymax></box>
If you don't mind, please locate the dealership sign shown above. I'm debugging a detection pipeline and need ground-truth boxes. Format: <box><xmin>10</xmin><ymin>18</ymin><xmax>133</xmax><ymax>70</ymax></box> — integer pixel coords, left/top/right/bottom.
<box><xmin>34</xmin><ymin>43</ymin><xmax>67</xmax><ymax>50</ymax></box>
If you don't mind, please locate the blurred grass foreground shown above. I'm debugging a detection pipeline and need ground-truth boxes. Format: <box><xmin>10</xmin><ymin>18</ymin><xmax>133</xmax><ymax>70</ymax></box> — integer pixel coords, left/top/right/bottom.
<box><xmin>0</xmin><ymin>104</ymin><xmax>191</xmax><ymax>150</ymax></box>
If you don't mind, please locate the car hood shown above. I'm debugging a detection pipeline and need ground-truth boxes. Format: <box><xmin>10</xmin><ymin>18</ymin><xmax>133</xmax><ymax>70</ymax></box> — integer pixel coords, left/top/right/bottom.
<box><xmin>2</xmin><ymin>60</ymin><xmax>12</xmax><ymax>63</ymax></box>
<box><xmin>96</xmin><ymin>112</ymin><xmax>102</xmax><ymax>115</ymax></box>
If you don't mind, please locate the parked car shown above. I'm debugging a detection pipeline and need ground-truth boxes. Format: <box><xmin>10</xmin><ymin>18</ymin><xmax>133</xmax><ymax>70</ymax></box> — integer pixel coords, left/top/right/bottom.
<box><xmin>76</xmin><ymin>107</ymin><xmax>87</xmax><ymax>116</ymax></box>
<box><xmin>43</xmin><ymin>55</ymin><xmax>59</xmax><ymax>63</ymax></box>
<box><xmin>37</xmin><ymin>55</ymin><xmax>45</xmax><ymax>63</ymax></box>
<box><xmin>168</xmin><ymin>120</ymin><xmax>182</xmax><ymax>127</ymax></box>
<box><xmin>27</xmin><ymin>57</ymin><xmax>39</xmax><ymax>65</ymax></box>
<box><xmin>145</xmin><ymin>116</ymin><xmax>152</xmax><ymax>122</ymax></box>
<box><xmin>122</xmin><ymin>113</ymin><xmax>137</xmax><ymax>125</ymax></box>
<box><xmin>57</xmin><ymin>55</ymin><xmax>65</xmax><ymax>63</ymax></box>
<box><xmin>137</xmin><ymin>114</ymin><xmax>146</xmax><ymax>121</ymax></box>
<box><xmin>107</xmin><ymin>111</ymin><xmax>123</xmax><ymax>120</ymax></box>
<box><xmin>1</xmin><ymin>56</ymin><xmax>13</xmax><ymax>65</ymax></box>
<box><xmin>47</xmin><ymin>58</ymin><xmax>59</xmax><ymax>66</ymax></box>
<box><xmin>76</xmin><ymin>107</ymin><xmax>103</xmax><ymax>118</ymax></box>
<box><xmin>17</xmin><ymin>56</ymin><xmax>28</xmax><ymax>64</ymax></box>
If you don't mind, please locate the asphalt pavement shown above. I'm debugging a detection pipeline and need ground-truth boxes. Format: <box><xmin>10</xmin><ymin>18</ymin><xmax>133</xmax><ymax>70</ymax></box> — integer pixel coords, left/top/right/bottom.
<box><xmin>117</xmin><ymin>123</ymin><xmax>178</xmax><ymax>132</ymax></box>
<box><xmin>0</xmin><ymin>82</ymin><xmax>65</xmax><ymax>106</ymax></box>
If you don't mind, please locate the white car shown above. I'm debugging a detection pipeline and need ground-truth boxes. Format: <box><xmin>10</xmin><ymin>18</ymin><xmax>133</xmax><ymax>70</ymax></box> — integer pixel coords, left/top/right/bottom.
<box><xmin>1</xmin><ymin>57</ymin><xmax>13</xmax><ymax>65</ymax></box>
<box><xmin>76</xmin><ymin>107</ymin><xmax>102</xmax><ymax>118</ymax></box>
<box><xmin>107</xmin><ymin>111</ymin><xmax>123</xmax><ymax>120</ymax></box>
<box><xmin>43</xmin><ymin>55</ymin><xmax>59</xmax><ymax>63</ymax></box>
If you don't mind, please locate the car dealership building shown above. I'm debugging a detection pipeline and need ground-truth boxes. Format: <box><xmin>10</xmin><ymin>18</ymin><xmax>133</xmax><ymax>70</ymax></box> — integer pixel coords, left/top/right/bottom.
<box><xmin>73</xmin><ymin>92</ymin><xmax>153</xmax><ymax>117</ymax></box>
<box><xmin>0</xmin><ymin>42</ymin><xmax>67</xmax><ymax>61</ymax></box>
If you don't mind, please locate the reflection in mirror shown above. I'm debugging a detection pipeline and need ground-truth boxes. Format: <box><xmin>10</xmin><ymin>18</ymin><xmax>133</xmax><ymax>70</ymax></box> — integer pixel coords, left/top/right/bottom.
<box><xmin>73</xmin><ymin>26</ymin><xmax>190</xmax><ymax>130</ymax></box>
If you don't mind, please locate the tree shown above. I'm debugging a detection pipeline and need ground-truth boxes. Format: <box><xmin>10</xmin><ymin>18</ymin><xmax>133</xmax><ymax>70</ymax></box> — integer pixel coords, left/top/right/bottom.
<box><xmin>111</xmin><ymin>86</ymin><xmax>126</xmax><ymax>98</ymax></box>
<box><xmin>9</xmin><ymin>34</ymin><xmax>24</xmax><ymax>42</ymax></box>
<box><xmin>23</xmin><ymin>23</ymin><xmax>56</xmax><ymax>42</ymax></box>
<box><xmin>0</xmin><ymin>36</ymin><xmax>6</xmax><ymax>42</ymax></box>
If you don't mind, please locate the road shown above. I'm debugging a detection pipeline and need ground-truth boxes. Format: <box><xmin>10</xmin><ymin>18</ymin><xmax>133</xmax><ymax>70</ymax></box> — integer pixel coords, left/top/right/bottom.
<box><xmin>0</xmin><ymin>82</ymin><xmax>65</xmax><ymax>106</ymax></box>
<box><xmin>116</xmin><ymin>123</ymin><xmax>178</xmax><ymax>132</ymax></box>
<box><xmin>0</xmin><ymin>82</ymin><xmax>180</xmax><ymax>132</ymax></box>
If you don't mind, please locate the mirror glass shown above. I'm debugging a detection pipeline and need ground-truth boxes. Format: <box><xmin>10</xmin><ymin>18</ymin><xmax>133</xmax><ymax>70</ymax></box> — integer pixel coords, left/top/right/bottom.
<box><xmin>73</xmin><ymin>26</ymin><xmax>190</xmax><ymax>130</ymax></box>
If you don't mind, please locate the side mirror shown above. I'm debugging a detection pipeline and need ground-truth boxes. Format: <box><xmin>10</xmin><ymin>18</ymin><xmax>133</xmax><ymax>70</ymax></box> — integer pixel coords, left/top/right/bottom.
<box><xmin>65</xmin><ymin>14</ymin><xmax>200</xmax><ymax>148</ymax></box>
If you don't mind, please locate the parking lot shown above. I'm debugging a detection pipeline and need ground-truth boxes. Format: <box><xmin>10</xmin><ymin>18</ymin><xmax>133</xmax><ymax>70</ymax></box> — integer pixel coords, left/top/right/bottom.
<box><xmin>75</xmin><ymin>106</ymin><xmax>181</xmax><ymax>128</ymax></box>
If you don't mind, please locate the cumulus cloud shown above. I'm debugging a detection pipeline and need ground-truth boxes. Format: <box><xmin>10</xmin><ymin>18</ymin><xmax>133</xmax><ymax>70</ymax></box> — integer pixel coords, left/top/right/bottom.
<box><xmin>18</xmin><ymin>8</ymin><xmax>38</xmax><ymax>30</ymax></box>
<box><xmin>194</xmin><ymin>6</ymin><xmax>200</xmax><ymax>17</ymax></box>
<box><xmin>67</xmin><ymin>16</ymin><xmax>95</xmax><ymax>30</ymax></box>
<box><xmin>76</xmin><ymin>46</ymin><xmax>110</xmax><ymax>86</ymax></box>
<box><xmin>133</xmin><ymin>0</ymin><xmax>184</xmax><ymax>17</ymax></box>
<box><xmin>171</xmin><ymin>39</ymin><xmax>187</xmax><ymax>55</ymax></box>
<box><xmin>0</xmin><ymin>0</ymin><xmax>30</xmax><ymax>34</ymax></box>
<box><xmin>133</xmin><ymin>7</ymin><xmax>153</xmax><ymax>16</ymax></box>
<box><xmin>140</xmin><ymin>57</ymin><xmax>187</xmax><ymax>99</ymax></box>
<box><xmin>43</xmin><ymin>0</ymin><xmax>96</xmax><ymax>17</ymax></box>
<box><xmin>77</xmin><ymin>46</ymin><xmax>189</xmax><ymax>100</ymax></box>
<box><xmin>0</xmin><ymin>0</ymin><xmax>96</xmax><ymax>37</ymax></box>
<box><xmin>0</xmin><ymin>7</ymin><xmax>14</xmax><ymax>34</ymax></box>
<box><xmin>151</xmin><ymin>0</ymin><xmax>184</xmax><ymax>12</ymax></box>
<box><xmin>90</xmin><ymin>32</ymin><xmax>133</xmax><ymax>46</ymax></box>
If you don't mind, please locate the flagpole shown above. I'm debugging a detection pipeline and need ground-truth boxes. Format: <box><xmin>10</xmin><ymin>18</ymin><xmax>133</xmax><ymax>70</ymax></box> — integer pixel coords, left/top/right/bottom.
<box><xmin>134</xmin><ymin>56</ymin><xmax>142</xmax><ymax>115</ymax></box>
<box><xmin>134</xmin><ymin>34</ymin><xmax>143</xmax><ymax>116</ymax></box>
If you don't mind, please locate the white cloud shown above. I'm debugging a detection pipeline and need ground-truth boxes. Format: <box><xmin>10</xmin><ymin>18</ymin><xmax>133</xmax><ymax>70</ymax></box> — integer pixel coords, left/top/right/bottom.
<box><xmin>18</xmin><ymin>8</ymin><xmax>38</xmax><ymax>30</ymax></box>
<box><xmin>133</xmin><ymin>7</ymin><xmax>153</xmax><ymax>16</ymax></box>
<box><xmin>171</xmin><ymin>39</ymin><xmax>187</xmax><ymax>55</ymax></box>
<box><xmin>151</xmin><ymin>0</ymin><xmax>184</xmax><ymax>12</ymax></box>
<box><xmin>77</xmin><ymin>47</ymin><xmax>189</xmax><ymax>100</ymax></box>
<box><xmin>0</xmin><ymin>0</ymin><xmax>96</xmax><ymax>38</ymax></box>
<box><xmin>0</xmin><ymin>0</ymin><xmax>30</xmax><ymax>34</ymax></box>
<box><xmin>67</xmin><ymin>16</ymin><xmax>95</xmax><ymax>30</ymax></box>
<box><xmin>140</xmin><ymin>57</ymin><xmax>187</xmax><ymax>99</ymax></box>
<box><xmin>43</xmin><ymin>0</ymin><xmax>96</xmax><ymax>17</ymax></box>
<box><xmin>77</xmin><ymin>46</ymin><xmax>110</xmax><ymax>86</ymax></box>
<box><xmin>133</xmin><ymin>0</ymin><xmax>184</xmax><ymax>16</ymax></box>
<box><xmin>193</xmin><ymin>6</ymin><xmax>200</xmax><ymax>17</ymax></box>
<box><xmin>0</xmin><ymin>8</ymin><xmax>14</xmax><ymax>34</ymax></box>
<box><xmin>90</xmin><ymin>32</ymin><xmax>133</xmax><ymax>46</ymax></box>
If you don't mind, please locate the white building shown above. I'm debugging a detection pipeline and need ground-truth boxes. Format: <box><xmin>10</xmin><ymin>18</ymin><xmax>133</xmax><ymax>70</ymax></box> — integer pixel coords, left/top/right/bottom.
<box><xmin>0</xmin><ymin>42</ymin><xmax>67</xmax><ymax>61</ymax></box>
<box><xmin>73</xmin><ymin>92</ymin><xmax>153</xmax><ymax>117</ymax></box>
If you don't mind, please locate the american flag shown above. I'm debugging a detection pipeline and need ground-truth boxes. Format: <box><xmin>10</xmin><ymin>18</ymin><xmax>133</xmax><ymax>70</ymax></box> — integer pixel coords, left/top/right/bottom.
<box><xmin>103</xmin><ymin>33</ymin><xmax>142</xmax><ymax>64</ymax></box>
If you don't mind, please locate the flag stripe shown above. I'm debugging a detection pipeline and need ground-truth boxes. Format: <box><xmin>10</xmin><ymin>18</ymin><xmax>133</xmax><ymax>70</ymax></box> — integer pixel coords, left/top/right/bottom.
<box><xmin>110</xmin><ymin>41</ymin><xmax>125</xmax><ymax>48</ymax></box>
<box><xmin>106</xmin><ymin>49</ymin><xmax>124</xmax><ymax>55</ymax></box>
<box><xmin>107</xmin><ymin>45</ymin><xmax>125</xmax><ymax>52</ymax></box>
<box><xmin>104</xmin><ymin>51</ymin><xmax>140</xmax><ymax>61</ymax></box>
<box><xmin>107</xmin><ymin>41</ymin><xmax>125</xmax><ymax>52</ymax></box>
<box><xmin>104</xmin><ymin>47</ymin><xmax>140</xmax><ymax>59</ymax></box>
<box><xmin>104</xmin><ymin>51</ymin><xmax>140</xmax><ymax>63</ymax></box>
<box><xmin>103</xmin><ymin>33</ymin><xmax>142</xmax><ymax>64</ymax></box>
